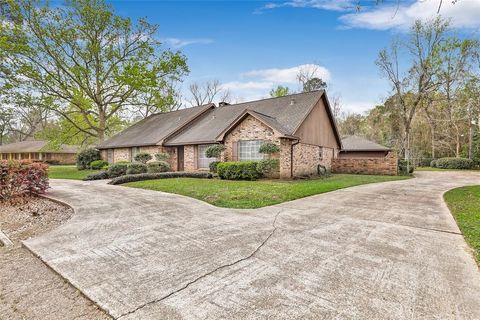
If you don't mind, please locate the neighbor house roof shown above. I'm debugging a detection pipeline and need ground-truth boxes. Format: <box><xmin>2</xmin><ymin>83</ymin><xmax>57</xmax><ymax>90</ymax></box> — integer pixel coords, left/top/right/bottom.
<box><xmin>97</xmin><ymin>104</ymin><xmax>215</xmax><ymax>149</ymax></box>
<box><xmin>165</xmin><ymin>90</ymin><xmax>340</xmax><ymax>146</ymax></box>
<box><xmin>0</xmin><ymin>140</ymin><xmax>79</xmax><ymax>154</ymax></box>
<box><xmin>341</xmin><ymin>135</ymin><xmax>391</xmax><ymax>152</ymax></box>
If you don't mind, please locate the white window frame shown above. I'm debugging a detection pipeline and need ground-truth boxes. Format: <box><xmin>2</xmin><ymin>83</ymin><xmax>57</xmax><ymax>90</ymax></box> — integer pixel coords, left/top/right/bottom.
<box><xmin>239</xmin><ymin>140</ymin><xmax>265</xmax><ymax>161</ymax></box>
<box><xmin>197</xmin><ymin>144</ymin><xmax>217</xmax><ymax>169</ymax></box>
<box><xmin>107</xmin><ymin>149</ymin><xmax>114</xmax><ymax>163</ymax></box>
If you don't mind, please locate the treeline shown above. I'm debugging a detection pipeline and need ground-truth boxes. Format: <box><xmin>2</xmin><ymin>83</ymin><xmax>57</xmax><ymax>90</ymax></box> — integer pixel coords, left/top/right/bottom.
<box><xmin>337</xmin><ymin>17</ymin><xmax>480</xmax><ymax>164</ymax></box>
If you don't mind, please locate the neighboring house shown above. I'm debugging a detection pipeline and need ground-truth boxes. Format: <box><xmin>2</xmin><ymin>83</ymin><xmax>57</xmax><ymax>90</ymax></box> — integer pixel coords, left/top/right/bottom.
<box><xmin>0</xmin><ymin>140</ymin><xmax>79</xmax><ymax>164</ymax></box>
<box><xmin>97</xmin><ymin>90</ymin><xmax>342</xmax><ymax>178</ymax></box>
<box><xmin>332</xmin><ymin>135</ymin><xmax>398</xmax><ymax>175</ymax></box>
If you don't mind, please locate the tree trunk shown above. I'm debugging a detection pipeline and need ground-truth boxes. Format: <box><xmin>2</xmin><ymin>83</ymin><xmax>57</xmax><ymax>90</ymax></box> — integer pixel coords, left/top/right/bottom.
<box><xmin>430</xmin><ymin>124</ymin><xmax>435</xmax><ymax>159</ymax></box>
<box><xmin>98</xmin><ymin>110</ymin><xmax>106</xmax><ymax>142</ymax></box>
<box><xmin>455</xmin><ymin>131</ymin><xmax>460</xmax><ymax>158</ymax></box>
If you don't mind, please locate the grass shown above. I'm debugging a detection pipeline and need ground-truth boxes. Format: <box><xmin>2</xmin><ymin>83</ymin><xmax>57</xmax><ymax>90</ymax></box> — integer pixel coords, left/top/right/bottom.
<box><xmin>48</xmin><ymin>165</ymin><xmax>100</xmax><ymax>180</ymax></box>
<box><xmin>125</xmin><ymin>174</ymin><xmax>409</xmax><ymax>209</ymax></box>
<box><xmin>444</xmin><ymin>186</ymin><xmax>480</xmax><ymax>265</ymax></box>
<box><xmin>416</xmin><ymin>167</ymin><xmax>480</xmax><ymax>172</ymax></box>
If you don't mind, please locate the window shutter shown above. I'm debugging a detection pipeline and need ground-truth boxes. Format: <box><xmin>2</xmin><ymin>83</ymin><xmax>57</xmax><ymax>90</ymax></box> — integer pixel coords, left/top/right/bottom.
<box><xmin>232</xmin><ymin>141</ymin><xmax>238</xmax><ymax>161</ymax></box>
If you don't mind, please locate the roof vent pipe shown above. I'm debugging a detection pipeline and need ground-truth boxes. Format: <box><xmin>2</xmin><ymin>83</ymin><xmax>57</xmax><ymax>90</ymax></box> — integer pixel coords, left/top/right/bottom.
<box><xmin>290</xmin><ymin>99</ymin><xmax>295</xmax><ymax>105</ymax></box>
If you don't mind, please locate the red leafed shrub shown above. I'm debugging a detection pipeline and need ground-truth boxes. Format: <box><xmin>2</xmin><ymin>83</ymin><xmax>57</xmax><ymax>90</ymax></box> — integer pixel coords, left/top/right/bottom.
<box><xmin>0</xmin><ymin>160</ymin><xmax>49</xmax><ymax>201</ymax></box>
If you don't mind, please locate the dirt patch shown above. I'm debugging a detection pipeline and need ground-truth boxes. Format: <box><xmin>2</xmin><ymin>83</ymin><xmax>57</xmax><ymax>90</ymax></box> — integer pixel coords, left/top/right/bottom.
<box><xmin>0</xmin><ymin>196</ymin><xmax>110</xmax><ymax>320</ymax></box>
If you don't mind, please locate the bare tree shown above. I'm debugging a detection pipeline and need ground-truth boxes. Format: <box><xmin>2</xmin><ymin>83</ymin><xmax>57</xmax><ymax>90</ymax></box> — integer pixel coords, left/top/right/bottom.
<box><xmin>297</xmin><ymin>64</ymin><xmax>327</xmax><ymax>92</ymax></box>
<box><xmin>376</xmin><ymin>17</ymin><xmax>449</xmax><ymax>167</ymax></box>
<box><xmin>188</xmin><ymin>80</ymin><xmax>231</xmax><ymax>107</ymax></box>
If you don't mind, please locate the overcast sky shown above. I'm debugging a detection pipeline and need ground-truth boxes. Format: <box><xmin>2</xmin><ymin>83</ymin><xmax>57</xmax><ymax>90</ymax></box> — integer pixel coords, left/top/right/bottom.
<box><xmin>109</xmin><ymin>0</ymin><xmax>480</xmax><ymax>113</ymax></box>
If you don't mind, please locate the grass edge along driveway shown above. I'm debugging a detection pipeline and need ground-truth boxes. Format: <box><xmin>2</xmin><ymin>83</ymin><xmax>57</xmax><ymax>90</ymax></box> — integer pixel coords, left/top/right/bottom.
<box><xmin>125</xmin><ymin>174</ymin><xmax>409</xmax><ymax>209</ymax></box>
<box><xmin>444</xmin><ymin>185</ymin><xmax>480</xmax><ymax>265</ymax></box>
<box><xmin>48</xmin><ymin>165</ymin><xmax>100</xmax><ymax>180</ymax></box>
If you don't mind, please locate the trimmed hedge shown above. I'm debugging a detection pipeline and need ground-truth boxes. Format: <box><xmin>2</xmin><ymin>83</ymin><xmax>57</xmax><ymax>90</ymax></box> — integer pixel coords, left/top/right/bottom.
<box><xmin>217</xmin><ymin>161</ymin><xmax>261</xmax><ymax>180</ymax></box>
<box><xmin>209</xmin><ymin>161</ymin><xmax>220</xmax><ymax>173</ymax></box>
<box><xmin>259</xmin><ymin>142</ymin><xmax>280</xmax><ymax>154</ymax></box>
<box><xmin>84</xmin><ymin>171</ymin><xmax>109</xmax><ymax>181</ymax></box>
<box><xmin>256</xmin><ymin>159</ymin><xmax>279</xmax><ymax>174</ymax></box>
<box><xmin>398</xmin><ymin>160</ymin><xmax>414</xmax><ymax>175</ymax></box>
<box><xmin>430</xmin><ymin>159</ymin><xmax>437</xmax><ymax>168</ymax></box>
<box><xmin>434</xmin><ymin>157</ymin><xmax>473</xmax><ymax>169</ymax></box>
<box><xmin>107</xmin><ymin>162</ymin><xmax>129</xmax><ymax>178</ymax></box>
<box><xmin>147</xmin><ymin>161</ymin><xmax>170</xmax><ymax>173</ymax></box>
<box><xmin>126</xmin><ymin>162</ymin><xmax>147</xmax><ymax>175</ymax></box>
<box><xmin>109</xmin><ymin>171</ymin><xmax>213</xmax><ymax>185</ymax></box>
<box><xmin>154</xmin><ymin>152</ymin><xmax>170</xmax><ymax>162</ymax></box>
<box><xmin>77</xmin><ymin>148</ymin><xmax>100</xmax><ymax>170</ymax></box>
<box><xmin>90</xmin><ymin>160</ymin><xmax>109</xmax><ymax>170</ymax></box>
<box><xmin>134</xmin><ymin>152</ymin><xmax>152</xmax><ymax>164</ymax></box>
<box><xmin>1</xmin><ymin>160</ymin><xmax>49</xmax><ymax>201</ymax></box>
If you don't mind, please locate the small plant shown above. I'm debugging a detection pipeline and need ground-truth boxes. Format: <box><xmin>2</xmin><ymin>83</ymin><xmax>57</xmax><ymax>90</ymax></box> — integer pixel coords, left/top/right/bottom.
<box><xmin>256</xmin><ymin>159</ymin><xmax>279</xmax><ymax>174</ymax></box>
<box><xmin>217</xmin><ymin>161</ymin><xmax>261</xmax><ymax>180</ymax></box>
<box><xmin>76</xmin><ymin>148</ymin><xmax>100</xmax><ymax>170</ymax></box>
<box><xmin>84</xmin><ymin>171</ymin><xmax>109</xmax><ymax>181</ymax></box>
<box><xmin>0</xmin><ymin>160</ymin><xmax>49</xmax><ymax>201</ymax></box>
<box><xmin>435</xmin><ymin>157</ymin><xmax>473</xmax><ymax>169</ymax></box>
<box><xmin>259</xmin><ymin>142</ymin><xmax>280</xmax><ymax>154</ymax></box>
<box><xmin>205</xmin><ymin>144</ymin><xmax>226</xmax><ymax>159</ymax></box>
<box><xmin>107</xmin><ymin>162</ymin><xmax>129</xmax><ymax>178</ymax></box>
<box><xmin>109</xmin><ymin>171</ymin><xmax>213</xmax><ymax>185</ymax></box>
<box><xmin>154</xmin><ymin>152</ymin><xmax>170</xmax><ymax>162</ymax></box>
<box><xmin>127</xmin><ymin>162</ymin><xmax>147</xmax><ymax>175</ymax></box>
<box><xmin>209</xmin><ymin>161</ymin><xmax>220</xmax><ymax>173</ymax></box>
<box><xmin>134</xmin><ymin>152</ymin><xmax>152</xmax><ymax>164</ymax></box>
<box><xmin>90</xmin><ymin>160</ymin><xmax>109</xmax><ymax>170</ymax></box>
<box><xmin>147</xmin><ymin>161</ymin><xmax>170</xmax><ymax>173</ymax></box>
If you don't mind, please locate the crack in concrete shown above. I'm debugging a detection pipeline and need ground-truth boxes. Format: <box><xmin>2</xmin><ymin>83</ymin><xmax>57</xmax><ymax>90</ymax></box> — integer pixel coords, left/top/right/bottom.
<box><xmin>115</xmin><ymin>210</ymin><xmax>282</xmax><ymax>320</ymax></box>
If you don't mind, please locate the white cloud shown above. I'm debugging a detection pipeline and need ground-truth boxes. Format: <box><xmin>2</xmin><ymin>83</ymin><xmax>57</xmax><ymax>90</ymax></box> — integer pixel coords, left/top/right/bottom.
<box><xmin>339</xmin><ymin>0</ymin><xmax>480</xmax><ymax>30</ymax></box>
<box><xmin>160</xmin><ymin>37</ymin><xmax>213</xmax><ymax>48</ymax></box>
<box><xmin>255</xmin><ymin>0</ymin><xmax>355</xmax><ymax>14</ymax></box>
<box><xmin>241</xmin><ymin>63</ymin><xmax>331</xmax><ymax>83</ymax></box>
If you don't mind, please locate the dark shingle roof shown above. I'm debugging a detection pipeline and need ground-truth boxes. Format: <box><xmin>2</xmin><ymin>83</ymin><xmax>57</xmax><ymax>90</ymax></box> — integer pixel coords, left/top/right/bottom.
<box><xmin>0</xmin><ymin>140</ymin><xmax>79</xmax><ymax>153</ymax></box>
<box><xmin>165</xmin><ymin>91</ymin><xmax>324</xmax><ymax>145</ymax></box>
<box><xmin>341</xmin><ymin>135</ymin><xmax>390</xmax><ymax>151</ymax></box>
<box><xmin>97</xmin><ymin>104</ymin><xmax>214</xmax><ymax>149</ymax></box>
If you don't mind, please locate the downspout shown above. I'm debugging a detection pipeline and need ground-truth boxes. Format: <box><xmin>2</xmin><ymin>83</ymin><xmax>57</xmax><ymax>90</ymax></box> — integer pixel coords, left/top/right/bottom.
<box><xmin>290</xmin><ymin>139</ymin><xmax>300</xmax><ymax>178</ymax></box>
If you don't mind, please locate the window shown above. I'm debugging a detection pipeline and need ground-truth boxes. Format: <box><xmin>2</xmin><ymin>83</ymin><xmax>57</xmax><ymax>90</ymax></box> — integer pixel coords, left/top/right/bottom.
<box><xmin>239</xmin><ymin>140</ymin><xmax>264</xmax><ymax>161</ymax></box>
<box><xmin>107</xmin><ymin>149</ymin><xmax>113</xmax><ymax>163</ymax></box>
<box><xmin>197</xmin><ymin>144</ymin><xmax>216</xmax><ymax>169</ymax></box>
<box><xmin>130</xmin><ymin>147</ymin><xmax>139</xmax><ymax>161</ymax></box>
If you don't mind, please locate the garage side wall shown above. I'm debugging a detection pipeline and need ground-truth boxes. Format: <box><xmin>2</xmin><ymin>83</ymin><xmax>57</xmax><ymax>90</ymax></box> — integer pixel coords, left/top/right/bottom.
<box><xmin>332</xmin><ymin>151</ymin><xmax>398</xmax><ymax>175</ymax></box>
<box><xmin>292</xmin><ymin>143</ymin><xmax>335</xmax><ymax>177</ymax></box>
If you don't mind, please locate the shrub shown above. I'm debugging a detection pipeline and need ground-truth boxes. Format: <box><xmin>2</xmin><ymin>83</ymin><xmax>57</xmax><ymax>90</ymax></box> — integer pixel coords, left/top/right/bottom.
<box><xmin>430</xmin><ymin>159</ymin><xmax>437</xmax><ymax>168</ymax></box>
<box><xmin>45</xmin><ymin>160</ymin><xmax>60</xmax><ymax>165</ymax></box>
<box><xmin>256</xmin><ymin>159</ymin><xmax>279</xmax><ymax>174</ymax></box>
<box><xmin>217</xmin><ymin>161</ymin><xmax>261</xmax><ymax>180</ymax></box>
<box><xmin>398</xmin><ymin>160</ymin><xmax>414</xmax><ymax>175</ymax></box>
<box><xmin>154</xmin><ymin>152</ymin><xmax>170</xmax><ymax>162</ymax></box>
<box><xmin>0</xmin><ymin>160</ymin><xmax>49</xmax><ymax>201</ymax></box>
<box><xmin>205</xmin><ymin>144</ymin><xmax>226</xmax><ymax>159</ymax></box>
<box><xmin>147</xmin><ymin>161</ymin><xmax>170</xmax><ymax>173</ymax></box>
<box><xmin>90</xmin><ymin>160</ymin><xmax>109</xmax><ymax>170</ymax></box>
<box><xmin>417</xmin><ymin>158</ymin><xmax>433</xmax><ymax>167</ymax></box>
<box><xmin>209</xmin><ymin>161</ymin><xmax>220</xmax><ymax>173</ymax></box>
<box><xmin>435</xmin><ymin>157</ymin><xmax>473</xmax><ymax>169</ymax></box>
<box><xmin>127</xmin><ymin>162</ymin><xmax>147</xmax><ymax>175</ymax></box>
<box><xmin>76</xmin><ymin>148</ymin><xmax>100</xmax><ymax>170</ymax></box>
<box><xmin>109</xmin><ymin>171</ymin><xmax>213</xmax><ymax>185</ymax></box>
<box><xmin>259</xmin><ymin>142</ymin><xmax>280</xmax><ymax>154</ymax></box>
<box><xmin>84</xmin><ymin>171</ymin><xmax>109</xmax><ymax>181</ymax></box>
<box><xmin>134</xmin><ymin>152</ymin><xmax>152</xmax><ymax>164</ymax></box>
<box><xmin>107</xmin><ymin>162</ymin><xmax>129</xmax><ymax>178</ymax></box>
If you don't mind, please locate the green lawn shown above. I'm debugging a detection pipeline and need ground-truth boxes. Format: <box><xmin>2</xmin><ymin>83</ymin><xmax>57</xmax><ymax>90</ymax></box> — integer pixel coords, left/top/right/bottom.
<box><xmin>48</xmin><ymin>165</ymin><xmax>100</xmax><ymax>180</ymax></box>
<box><xmin>125</xmin><ymin>174</ymin><xmax>409</xmax><ymax>209</ymax></box>
<box><xmin>444</xmin><ymin>186</ymin><xmax>480</xmax><ymax>265</ymax></box>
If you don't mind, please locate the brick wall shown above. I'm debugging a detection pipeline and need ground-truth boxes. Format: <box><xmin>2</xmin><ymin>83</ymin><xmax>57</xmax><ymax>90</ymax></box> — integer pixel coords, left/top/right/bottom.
<box><xmin>184</xmin><ymin>145</ymin><xmax>196</xmax><ymax>171</ymax></box>
<box><xmin>332</xmin><ymin>151</ymin><xmax>398</xmax><ymax>175</ymax></box>
<box><xmin>113</xmin><ymin>148</ymin><xmax>131</xmax><ymax>162</ymax></box>
<box><xmin>292</xmin><ymin>143</ymin><xmax>334</xmax><ymax>177</ymax></box>
<box><xmin>49</xmin><ymin>153</ymin><xmax>77</xmax><ymax>165</ymax></box>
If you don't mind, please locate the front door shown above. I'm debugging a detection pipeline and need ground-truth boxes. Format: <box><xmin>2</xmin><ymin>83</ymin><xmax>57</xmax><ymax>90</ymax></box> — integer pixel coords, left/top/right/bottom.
<box><xmin>177</xmin><ymin>146</ymin><xmax>184</xmax><ymax>171</ymax></box>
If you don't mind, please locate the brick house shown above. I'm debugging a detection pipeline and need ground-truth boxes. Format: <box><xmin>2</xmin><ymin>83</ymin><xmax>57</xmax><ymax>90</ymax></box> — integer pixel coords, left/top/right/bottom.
<box><xmin>0</xmin><ymin>140</ymin><xmax>78</xmax><ymax>164</ymax></box>
<box><xmin>97</xmin><ymin>90</ymin><xmax>342</xmax><ymax>179</ymax></box>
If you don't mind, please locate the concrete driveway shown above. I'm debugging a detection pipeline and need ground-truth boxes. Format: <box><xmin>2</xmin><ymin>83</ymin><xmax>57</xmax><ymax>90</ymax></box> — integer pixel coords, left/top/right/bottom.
<box><xmin>24</xmin><ymin>172</ymin><xmax>480</xmax><ymax>320</ymax></box>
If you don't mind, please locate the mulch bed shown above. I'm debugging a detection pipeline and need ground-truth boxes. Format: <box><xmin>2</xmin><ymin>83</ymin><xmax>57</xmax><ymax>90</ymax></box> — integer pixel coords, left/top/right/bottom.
<box><xmin>0</xmin><ymin>196</ymin><xmax>110</xmax><ymax>320</ymax></box>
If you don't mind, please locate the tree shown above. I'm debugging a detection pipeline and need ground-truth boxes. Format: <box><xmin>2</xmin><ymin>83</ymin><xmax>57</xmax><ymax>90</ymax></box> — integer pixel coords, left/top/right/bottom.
<box><xmin>0</xmin><ymin>0</ymin><xmax>188</xmax><ymax>142</ymax></box>
<box><xmin>302</xmin><ymin>78</ymin><xmax>327</xmax><ymax>92</ymax></box>
<box><xmin>376</xmin><ymin>17</ymin><xmax>449</xmax><ymax>168</ymax></box>
<box><xmin>296</xmin><ymin>64</ymin><xmax>328</xmax><ymax>92</ymax></box>
<box><xmin>188</xmin><ymin>80</ymin><xmax>230</xmax><ymax>107</ymax></box>
<box><xmin>0</xmin><ymin>106</ymin><xmax>13</xmax><ymax>145</ymax></box>
<box><xmin>270</xmin><ymin>85</ymin><xmax>290</xmax><ymax>97</ymax></box>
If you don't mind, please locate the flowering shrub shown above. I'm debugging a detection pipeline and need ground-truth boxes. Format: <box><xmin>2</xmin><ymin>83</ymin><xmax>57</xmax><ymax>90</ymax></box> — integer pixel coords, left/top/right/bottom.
<box><xmin>0</xmin><ymin>160</ymin><xmax>49</xmax><ymax>201</ymax></box>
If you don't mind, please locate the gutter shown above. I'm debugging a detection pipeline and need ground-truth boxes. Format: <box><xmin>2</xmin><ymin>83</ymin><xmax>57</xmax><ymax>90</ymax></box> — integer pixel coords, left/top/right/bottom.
<box><xmin>290</xmin><ymin>139</ymin><xmax>300</xmax><ymax>178</ymax></box>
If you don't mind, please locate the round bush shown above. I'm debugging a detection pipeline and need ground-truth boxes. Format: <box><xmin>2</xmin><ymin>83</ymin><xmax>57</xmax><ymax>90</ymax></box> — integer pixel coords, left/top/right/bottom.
<box><xmin>84</xmin><ymin>171</ymin><xmax>109</xmax><ymax>181</ymax></box>
<box><xmin>435</xmin><ymin>157</ymin><xmax>473</xmax><ymax>169</ymax></box>
<box><xmin>127</xmin><ymin>162</ymin><xmax>147</xmax><ymax>175</ymax></box>
<box><xmin>90</xmin><ymin>160</ymin><xmax>109</xmax><ymax>170</ymax></box>
<box><xmin>430</xmin><ymin>159</ymin><xmax>437</xmax><ymax>168</ymax></box>
<box><xmin>209</xmin><ymin>161</ymin><xmax>220</xmax><ymax>173</ymax></box>
<box><xmin>259</xmin><ymin>142</ymin><xmax>280</xmax><ymax>154</ymax></box>
<box><xmin>205</xmin><ymin>145</ymin><xmax>226</xmax><ymax>159</ymax></box>
<box><xmin>134</xmin><ymin>152</ymin><xmax>152</xmax><ymax>164</ymax></box>
<box><xmin>217</xmin><ymin>161</ymin><xmax>261</xmax><ymax>180</ymax></box>
<box><xmin>147</xmin><ymin>161</ymin><xmax>170</xmax><ymax>173</ymax></box>
<box><xmin>154</xmin><ymin>152</ymin><xmax>170</xmax><ymax>162</ymax></box>
<box><xmin>256</xmin><ymin>159</ymin><xmax>279</xmax><ymax>174</ymax></box>
<box><xmin>398</xmin><ymin>160</ymin><xmax>414</xmax><ymax>175</ymax></box>
<box><xmin>107</xmin><ymin>162</ymin><xmax>129</xmax><ymax>178</ymax></box>
<box><xmin>76</xmin><ymin>148</ymin><xmax>100</xmax><ymax>170</ymax></box>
